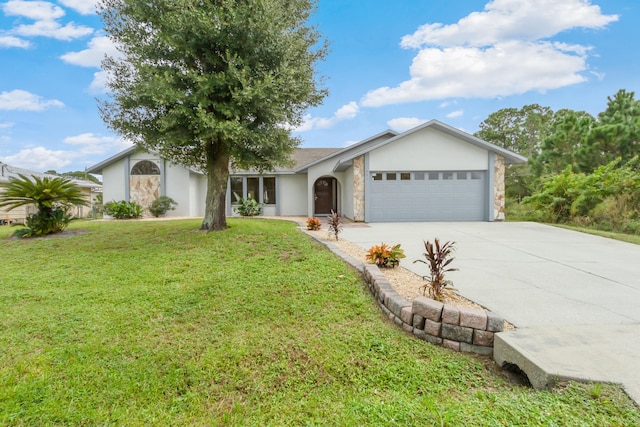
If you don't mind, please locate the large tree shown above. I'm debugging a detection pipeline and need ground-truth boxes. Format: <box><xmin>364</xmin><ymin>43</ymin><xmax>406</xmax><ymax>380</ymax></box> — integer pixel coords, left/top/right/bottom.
<box><xmin>577</xmin><ymin>89</ymin><xmax>640</xmax><ymax>171</ymax></box>
<box><xmin>98</xmin><ymin>0</ymin><xmax>327</xmax><ymax>231</ymax></box>
<box><xmin>531</xmin><ymin>109</ymin><xmax>596</xmax><ymax>176</ymax></box>
<box><xmin>474</xmin><ymin>104</ymin><xmax>555</xmax><ymax>199</ymax></box>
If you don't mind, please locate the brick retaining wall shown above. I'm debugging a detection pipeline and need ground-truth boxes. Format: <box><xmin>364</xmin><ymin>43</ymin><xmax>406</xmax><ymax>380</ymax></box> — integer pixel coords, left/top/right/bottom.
<box><xmin>312</xmin><ymin>233</ymin><xmax>505</xmax><ymax>356</ymax></box>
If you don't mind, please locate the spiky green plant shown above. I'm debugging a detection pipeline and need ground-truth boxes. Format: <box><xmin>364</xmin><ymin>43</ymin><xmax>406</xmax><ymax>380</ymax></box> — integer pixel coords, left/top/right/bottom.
<box><xmin>0</xmin><ymin>173</ymin><xmax>87</xmax><ymax>237</ymax></box>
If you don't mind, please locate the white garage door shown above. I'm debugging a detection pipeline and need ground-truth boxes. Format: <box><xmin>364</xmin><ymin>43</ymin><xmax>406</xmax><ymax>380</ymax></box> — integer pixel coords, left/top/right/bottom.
<box><xmin>369</xmin><ymin>171</ymin><xmax>487</xmax><ymax>222</ymax></box>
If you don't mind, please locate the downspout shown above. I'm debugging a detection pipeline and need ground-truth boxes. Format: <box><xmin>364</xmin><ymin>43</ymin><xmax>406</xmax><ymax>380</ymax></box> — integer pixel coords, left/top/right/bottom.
<box><xmin>160</xmin><ymin>160</ymin><xmax>167</xmax><ymax>197</ymax></box>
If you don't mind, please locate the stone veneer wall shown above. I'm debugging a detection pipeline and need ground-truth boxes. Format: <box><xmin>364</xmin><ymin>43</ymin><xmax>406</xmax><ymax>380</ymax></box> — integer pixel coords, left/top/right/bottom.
<box><xmin>494</xmin><ymin>154</ymin><xmax>505</xmax><ymax>221</ymax></box>
<box><xmin>311</xmin><ymin>234</ymin><xmax>505</xmax><ymax>356</ymax></box>
<box><xmin>130</xmin><ymin>175</ymin><xmax>160</xmax><ymax>217</ymax></box>
<box><xmin>353</xmin><ymin>155</ymin><xmax>365</xmax><ymax>222</ymax></box>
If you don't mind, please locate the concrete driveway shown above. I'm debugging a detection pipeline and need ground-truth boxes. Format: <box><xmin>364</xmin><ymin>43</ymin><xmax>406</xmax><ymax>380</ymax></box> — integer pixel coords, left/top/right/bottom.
<box><xmin>340</xmin><ymin>222</ymin><xmax>640</xmax><ymax>403</ymax></box>
<box><xmin>341</xmin><ymin>221</ymin><xmax>640</xmax><ymax>327</ymax></box>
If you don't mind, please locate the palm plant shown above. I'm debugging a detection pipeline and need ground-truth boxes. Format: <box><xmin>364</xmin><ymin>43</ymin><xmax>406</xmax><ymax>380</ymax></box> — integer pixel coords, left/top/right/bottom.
<box><xmin>0</xmin><ymin>174</ymin><xmax>87</xmax><ymax>237</ymax></box>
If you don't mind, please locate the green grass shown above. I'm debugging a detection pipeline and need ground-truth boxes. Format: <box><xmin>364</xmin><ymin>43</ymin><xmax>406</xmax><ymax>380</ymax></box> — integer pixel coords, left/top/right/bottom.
<box><xmin>553</xmin><ymin>224</ymin><xmax>640</xmax><ymax>245</ymax></box>
<box><xmin>1</xmin><ymin>219</ymin><xmax>638</xmax><ymax>426</ymax></box>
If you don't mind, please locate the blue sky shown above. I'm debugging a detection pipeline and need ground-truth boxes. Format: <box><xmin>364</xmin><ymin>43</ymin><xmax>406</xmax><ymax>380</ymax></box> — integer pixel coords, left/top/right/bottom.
<box><xmin>0</xmin><ymin>0</ymin><xmax>638</xmax><ymax>173</ymax></box>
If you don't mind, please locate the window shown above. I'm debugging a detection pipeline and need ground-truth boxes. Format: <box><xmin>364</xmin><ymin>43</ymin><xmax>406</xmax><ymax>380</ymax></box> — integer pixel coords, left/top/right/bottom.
<box><xmin>415</xmin><ymin>172</ymin><xmax>425</xmax><ymax>180</ymax></box>
<box><xmin>372</xmin><ymin>173</ymin><xmax>383</xmax><ymax>181</ymax></box>
<box><xmin>457</xmin><ymin>172</ymin><xmax>468</xmax><ymax>180</ymax></box>
<box><xmin>400</xmin><ymin>173</ymin><xmax>411</xmax><ymax>180</ymax></box>
<box><xmin>428</xmin><ymin>172</ymin><xmax>439</xmax><ymax>180</ymax></box>
<box><xmin>131</xmin><ymin>160</ymin><xmax>160</xmax><ymax>175</ymax></box>
<box><xmin>443</xmin><ymin>172</ymin><xmax>454</xmax><ymax>180</ymax></box>
<box><xmin>230</xmin><ymin>176</ymin><xmax>277</xmax><ymax>205</ymax></box>
<box><xmin>263</xmin><ymin>177</ymin><xmax>276</xmax><ymax>205</ymax></box>
<box><xmin>386</xmin><ymin>173</ymin><xmax>397</xmax><ymax>180</ymax></box>
<box><xmin>471</xmin><ymin>172</ymin><xmax>483</xmax><ymax>180</ymax></box>
<box><xmin>247</xmin><ymin>177</ymin><xmax>259</xmax><ymax>200</ymax></box>
<box><xmin>230</xmin><ymin>177</ymin><xmax>243</xmax><ymax>204</ymax></box>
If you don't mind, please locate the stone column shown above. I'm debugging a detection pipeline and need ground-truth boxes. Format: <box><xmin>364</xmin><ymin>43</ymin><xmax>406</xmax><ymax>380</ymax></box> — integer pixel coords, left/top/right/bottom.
<box><xmin>494</xmin><ymin>155</ymin><xmax>505</xmax><ymax>221</ymax></box>
<box><xmin>353</xmin><ymin>155</ymin><xmax>365</xmax><ymax>222</ymax></box>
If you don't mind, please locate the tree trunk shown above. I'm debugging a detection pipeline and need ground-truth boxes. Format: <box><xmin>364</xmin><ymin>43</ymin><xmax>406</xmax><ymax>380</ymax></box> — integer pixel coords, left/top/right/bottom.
<box><xmin>201</xmin><ymin>143</ymin><xmax>230</xmax><ymax>232</ymax></box>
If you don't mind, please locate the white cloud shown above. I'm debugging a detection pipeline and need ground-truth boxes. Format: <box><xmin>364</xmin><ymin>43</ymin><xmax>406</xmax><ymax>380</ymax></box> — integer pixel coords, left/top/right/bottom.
<box><xmin>12</xmin><ymin>19</ymin><xmax>93</xmax><ymax>41</ymax></box>
<box><xmin>0</xmin><ymin>35</ymin><xmax>31</xmax><ymax>48</ymax></box>
<box><xmin>295</xmin><ymin>101</ymin><xmax>360</xmax><ymax>132</ymax></box>
<box><xmin>88</xmin><ymin>70</ymin><xmax>108</xmax><ymax>93</ymax></box>
<box><xmin>2</xmin><ymin>0</ymin><xmax>65</xmax><ymax>21</ymax></box>
<box><xmin>58</xmin><ymin>0</ymin><xmax>98</xmax><ymax>15</ymax></box>
<box><xmin>0</xmin><ymin>90</ymin><xmax>64</xmax><ymax>111</ymax></box>
<box><xmin>387</xmin><ymin>117</ymin><xmax>428</xmax><ymax>132</ymax></box>
<box><xmin>362</xmin><ymin>0</ymin><xmax>617</xmax><ymax>107</ymax></box>
<box><xmin>2</xmin><ymin>1</ymin><xmax>94</xmax><ymax>42</ymax></box>
<box><xmin>64</xmin><ymin>133</ymin><xmax>132</xmax><ymax>155</ymax></box>
<box><xmin>0</xmin><ymin>122</ymin><xmax>15</xmax><ymax>129</ymax></box>
<box><xmin>1</xmin><ymin>146</ymin><xmax>78</xmax><ymax>170</ymax></box>
<box><xmin>439</xmin><ymin>100</ymin><xmax>457</xmax><ymax>109</ymax></box>
<box><xmin>61</xmin><ymin>36</ymin><xmax>116</xmax><ymax>67</ymax></box>
<box><xmin>401</xmin><ymin>0</ymin><xmax>618</xmax><ymax>48</ymax></box>
<box><xmin>363</xmin><ymin>40</ymin><xmax>589</xmax><ymax>106</ymax></box>
<box><xmin>61</xmin><ymin>36</ymin><xmax>120</xmax><ymax>93</ymax></box>
<box><xmin>446</xmin><ymin>110</ymin><xmax>464</xmax><ymax>119</ymax></box>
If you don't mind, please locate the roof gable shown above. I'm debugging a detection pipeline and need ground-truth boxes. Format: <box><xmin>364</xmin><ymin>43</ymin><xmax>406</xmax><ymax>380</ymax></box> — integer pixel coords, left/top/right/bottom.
<box><xmin>334</xmin><ymin>120</ymin><xmax>527</xmax><ymax>170</ymax></box>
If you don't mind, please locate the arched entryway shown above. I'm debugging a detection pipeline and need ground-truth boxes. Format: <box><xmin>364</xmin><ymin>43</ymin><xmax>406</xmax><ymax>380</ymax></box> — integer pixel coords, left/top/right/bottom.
<box><xmin>313</xmin><ymin>176</ymin><xmax>337</xmax><ymax>215</ymax></box>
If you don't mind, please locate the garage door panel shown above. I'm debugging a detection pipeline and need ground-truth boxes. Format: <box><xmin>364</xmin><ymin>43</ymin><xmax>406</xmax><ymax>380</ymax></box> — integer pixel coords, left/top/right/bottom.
<box><xmin>369</xmin><ymin>170</ymin><xmax>486</xmax><ymax>222</ymax></box>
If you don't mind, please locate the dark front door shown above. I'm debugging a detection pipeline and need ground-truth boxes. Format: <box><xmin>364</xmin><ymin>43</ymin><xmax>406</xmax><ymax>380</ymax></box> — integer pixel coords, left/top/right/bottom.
<box><xmin>314</xmin><ymin>177</ymin><xmax>335</xmax><ymax>215</ymax></box>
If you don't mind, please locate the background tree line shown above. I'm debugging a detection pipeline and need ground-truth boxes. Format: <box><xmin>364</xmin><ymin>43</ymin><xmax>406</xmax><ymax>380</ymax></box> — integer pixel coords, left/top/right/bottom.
<box><xmin>475</xmin><ymin>89</ymin><xmax>640</xmax><ymax>234</ymax></box>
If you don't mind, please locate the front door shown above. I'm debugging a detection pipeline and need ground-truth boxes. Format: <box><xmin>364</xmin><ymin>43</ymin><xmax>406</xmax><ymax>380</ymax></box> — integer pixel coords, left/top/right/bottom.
<box><xmin>314</xmin><ymin>177</ymin><xmax>336</xmax><ymax>215</ymax></box>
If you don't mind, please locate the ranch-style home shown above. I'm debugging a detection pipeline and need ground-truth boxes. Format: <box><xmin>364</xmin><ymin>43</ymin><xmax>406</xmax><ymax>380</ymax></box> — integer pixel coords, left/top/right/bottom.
<box><xmin>86</xmin><ymin>120</ymin><xmax>526</xmax><ymax>222</ymax></box>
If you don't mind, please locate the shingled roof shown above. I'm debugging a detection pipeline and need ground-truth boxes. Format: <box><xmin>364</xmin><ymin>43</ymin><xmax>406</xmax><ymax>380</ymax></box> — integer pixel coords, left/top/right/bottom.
<box><xmin>232</xmin><ymin>148</ymin><xmax>342</xmax><ymax>174</ymax></box>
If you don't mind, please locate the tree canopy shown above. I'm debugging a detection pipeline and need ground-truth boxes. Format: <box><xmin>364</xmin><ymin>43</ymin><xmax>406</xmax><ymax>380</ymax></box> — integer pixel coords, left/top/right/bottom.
<box><xmin>475</xmin><ymin>90</ymin><xmax>640</xmax><ymax>199</ymax></box>
<box><xmin>98</xmin><ymin>0</ymin><xmax>327</xmax><ymax>231</ymax></box>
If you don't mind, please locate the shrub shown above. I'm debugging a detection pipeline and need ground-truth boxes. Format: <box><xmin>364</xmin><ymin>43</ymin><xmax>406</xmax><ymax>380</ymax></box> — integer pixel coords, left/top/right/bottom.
<box><xmin>0</xmin><ymin>173</ymin><xmax>86</xmax><ymax>238</ymax></box>
<box><xmin>104</xmin><ymin>200</ymin><xmax>143</xmax><ymax>219</ymax></box>
<box><xmin>327</xmin><ymin>209</ymin><xmax>342</xmax><ymax>240</ymax></box>
<box><xmin>414</xmin><ymin>239</ymin><xmax>458</xmax><ymax>301</ymax></box>
<box><xmin>13</xmin><ymin>208</ymin><xmax>72</xmax><ymax>238</ymax></box>
<box><xmin>233</xmin><ymin>197</ymin><xmax>262</xmax><ymax>216</ymax></box>
<box><xmin>524</xmin><ymin>157</ymin><xmax>640</xmax><ymax>226</ymax></box>
<box><xmin>148</xmin><ymin>196</ymin><xmax>177</xmax><ymax>217</ymax></box>
<box><xmin>365</xmin><ymin>243</ymin><xmax>406</xmax><ymax>268</ymax></box>
<box><xmin>306</xmin><ymin>217</ymin><xmax>321</xmax><ymax>230</ymax></box>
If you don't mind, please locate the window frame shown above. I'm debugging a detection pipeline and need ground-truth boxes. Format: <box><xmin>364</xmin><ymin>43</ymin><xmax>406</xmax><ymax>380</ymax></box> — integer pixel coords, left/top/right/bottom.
<box><xmin>229</xmin><ymin>176</ymin><xmax>277</xmax><ymax>206</ymax></box>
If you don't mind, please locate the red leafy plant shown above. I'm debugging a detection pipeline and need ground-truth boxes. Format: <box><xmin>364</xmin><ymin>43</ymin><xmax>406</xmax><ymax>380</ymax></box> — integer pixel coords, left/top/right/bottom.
<box><xmin>327</xmin><ymin>209</ymin><xmax>342</xmax><ymax>240</ymax></box>
<box><xmin>414</xmin><ymin>238</ymin><xmax>458</xmax><ymax>301</ymax></box>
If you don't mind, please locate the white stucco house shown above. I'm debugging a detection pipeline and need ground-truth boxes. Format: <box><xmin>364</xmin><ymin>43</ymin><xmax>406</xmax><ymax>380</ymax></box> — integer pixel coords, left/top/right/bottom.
<box><xmin>86</xmin><ymin>120</ymin><xmax>526</xmax><ymax>222</ymax></box>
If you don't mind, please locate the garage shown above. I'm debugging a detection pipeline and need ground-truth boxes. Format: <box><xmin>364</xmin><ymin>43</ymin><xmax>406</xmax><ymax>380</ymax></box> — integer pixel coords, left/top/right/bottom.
<box><xmin>368</xmin><ymin>170</ymin><xmax>487</xmax><ymax>222</ymax></box>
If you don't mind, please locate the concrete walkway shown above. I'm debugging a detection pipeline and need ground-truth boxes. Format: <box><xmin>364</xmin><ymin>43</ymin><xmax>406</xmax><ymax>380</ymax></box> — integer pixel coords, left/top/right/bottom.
<box><xmin>339</xmin><ymin>222</ymin><xmax>640</xmax><ymax>404</ymax></box>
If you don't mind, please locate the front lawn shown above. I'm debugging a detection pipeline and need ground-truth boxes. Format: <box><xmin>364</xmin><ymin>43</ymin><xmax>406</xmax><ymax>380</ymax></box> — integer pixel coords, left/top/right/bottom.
<box><xmin>0</xmin><ymin>219</ymin><xmax>638</xmax><ymax>426</ymax></box>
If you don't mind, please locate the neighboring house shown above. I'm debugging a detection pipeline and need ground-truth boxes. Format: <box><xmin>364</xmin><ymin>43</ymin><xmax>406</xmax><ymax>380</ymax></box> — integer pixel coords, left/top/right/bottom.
<box><xmin>0</xmin><ymin>162</ymin><xmax>102</xmax><ymax>224</ymax></box>
<box><xmin>87</xmin><ymin>120</ymin><xmax>526</xmax><ymax>222</ymax></box>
